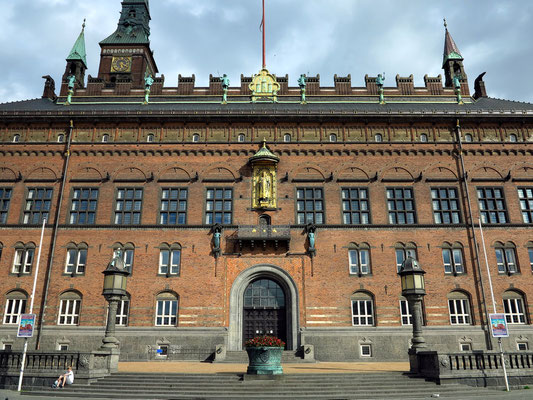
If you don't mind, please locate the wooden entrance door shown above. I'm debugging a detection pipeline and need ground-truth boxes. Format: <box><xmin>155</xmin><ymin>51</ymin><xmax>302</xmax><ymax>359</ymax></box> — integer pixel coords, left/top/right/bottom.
<box><xmin>243</xmin><ymin>279</ymin><xmax>286</xmax><ymax>346</ymax></box>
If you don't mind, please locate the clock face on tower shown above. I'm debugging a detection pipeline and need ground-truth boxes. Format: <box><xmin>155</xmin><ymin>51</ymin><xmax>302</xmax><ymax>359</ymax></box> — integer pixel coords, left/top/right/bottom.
<box><xmin>111</xmin><ymin>56</ymin><xmax>132</xmax><ymax>73</ymax></box>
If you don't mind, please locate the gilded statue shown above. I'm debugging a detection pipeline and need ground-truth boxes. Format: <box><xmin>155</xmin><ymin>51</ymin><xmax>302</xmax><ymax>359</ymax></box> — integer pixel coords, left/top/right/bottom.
<box><xmin>258</xmin><ymin>170</ymin><xmax>272</xmax><ymax>202</ymax></box>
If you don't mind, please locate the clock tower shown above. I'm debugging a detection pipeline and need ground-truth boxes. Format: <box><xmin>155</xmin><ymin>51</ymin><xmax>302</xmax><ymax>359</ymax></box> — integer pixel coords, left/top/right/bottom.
<box><xmin>97</xmin><ymin>0</ymin><xmax>158</xmax><ymax>88</ymax></box>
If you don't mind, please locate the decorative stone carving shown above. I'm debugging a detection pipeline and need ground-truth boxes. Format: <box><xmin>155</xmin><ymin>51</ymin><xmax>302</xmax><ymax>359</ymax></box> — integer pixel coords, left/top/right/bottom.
<box><xmin>439</xmin><ymin>357</ymin><xmax>450</xmax><ymax>369</ymax></box>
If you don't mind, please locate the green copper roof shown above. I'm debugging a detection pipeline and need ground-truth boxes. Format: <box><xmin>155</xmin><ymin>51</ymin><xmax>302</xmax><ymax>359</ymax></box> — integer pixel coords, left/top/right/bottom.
<box><xmin>442</xmin><ymin>27</ymin><xmax>463</xmax><ymax>67</ymax></box>
<box><xmin>100</xmin><ymin>0</ymin><xmax>151</xmax><ymax>45</ymax></box>
<box><xmin>67</xmin><ymin>20</ymin><xmax>87</xmax><ymax>68</ymax></box>
<box><xmin>249</xmin><ymin>140</ymin><xmax>280</xmax><ymax>163</ymax></box>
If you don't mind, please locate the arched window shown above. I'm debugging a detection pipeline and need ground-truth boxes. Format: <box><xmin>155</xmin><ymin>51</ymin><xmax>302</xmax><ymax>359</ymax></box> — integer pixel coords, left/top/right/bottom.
<box><xmin>420</xmin><ymin>134</ymin><xmax>428</xmax><ymax>142</ymax></box>
<box><xmin>448</xmin><ymin>291</ymin><xmax>472</xmax><ymax>325</ymax></box>
<box><xmin>112</xmin><ymin>242</ymin><xmax>135</xmax><ymax>273</ymax></box>
<box><xmin>503</xmin><ymin>290</ymin><xmax>527</xmax><ymax>324</ymax></box>
<box><xmin>259</xmin><ymin>214</ymin><xmax>271</xmax><ymax>226</ymax></box>
<box><xmin>329</xmin><ymin>133</ymin><xmax>337</xmax><ymax>142</ymax></box>
<box><xmin>283</xmin><ymin>134</ymin><xmax>291</xmax><ymax>143</ymax></box>
<box><xmin>12</xmin><ymin>242</ymin><xmax>36</xmax><ymax>275</ymax></box>
<box><xmin>147</xmin><ymin>134</ymin><xmax>155</xmax><ymax>143</ymax></box>
<box><xmin>3</xmin><ymin>290</ymin><xmax>27</xmax><ymax>325</ymax></box>
<box><xmin>158</xmin><ymin>243</ymin><xmax>181</xmax><ymax>276</ymax></box>
<box><xmin>527</xmin><ymin>241</ymin><xmax>533</xmax><ymax>273</ymax></box>
<box><xmin>395</xmin><ymin>242</ymin><xmax>417</xmax><ymax>273</ymax></box>
<box><xmin>57</xmin><ymin>134</ymin><xmax>65</xmax><ymax>143</ymax></box>
<box><xmin>58</xmin><ymin>291</ymin><xmax>82</xmax><ymax>325</ymax></box>
<box><xmin>348</xmin><ymin>242</ymin><xmax>371</xmax><ymax>276</ymax></box>
<box><xmin>155</xmin><ymin>291</ymin><xmax>178</xmax><ymax>326</ymax></box>
<box><xmin>509</xmin><ymin>134</ymin><xmax>518</xmax><ymax>142</ymax></box>
<box><xmin>374</xmin><ymin>134</ymin><xmax>383</xmax><ymax>142</ymax></box>
<box><xmin>237</xmin><ymin>134</ymin><xmax>245</xmax><ymax>142</ymax></box>
<box><xmin>494</xmin><ymin>241</ymin><xmax>518</xmax><ymax>274</ymax></box>
<box><xmin>464</xmin><ymin>134</ymin><xmax>473</xmax><ymax>142</ymax></box>
<box><xmin>12</xmin><ymin>134</ymin><xmax>20</xmax><ymax>143</ymax></box>
<box><xmin>442</xmin><ymin>242</ymin><xmax>465</xmax><ymax>275</ymax></box>
<box><xmin>192</xmin><ymin>134</ymin><xmax>200</xmax><ymax>143</ymax></box>
<box><xmin>65</xmin><ymin>243</ymin><xmax>88</xmax><ymax>275</ymax></box>
<box><xmin>351</xmin><ymin>291</ymin><xmax>374</xmax><ymax>326</ymax></box>
<box><xmin>101</xmin><ymin>134</ymin><xmax>109</xmax><ymax>143</ymax></box>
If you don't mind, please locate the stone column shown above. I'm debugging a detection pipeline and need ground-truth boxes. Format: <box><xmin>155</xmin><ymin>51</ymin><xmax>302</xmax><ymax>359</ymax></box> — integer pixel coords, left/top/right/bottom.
<box><xmin>407</xmin><ymin>294</ymin><xmax>426</xmax><ymax>373</ymax></box>
<box><xmin>101</xmin><ymin>295</ymin><xmax>120</xmax><ymax>349</ymax></box>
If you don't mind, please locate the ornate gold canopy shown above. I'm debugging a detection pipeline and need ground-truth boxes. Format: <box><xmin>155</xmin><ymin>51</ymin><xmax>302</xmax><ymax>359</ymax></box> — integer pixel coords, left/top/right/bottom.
<box><xmin>249</xmin><ymin>68</ymin><xmax>280</xmax><ymax>103</ymax></box>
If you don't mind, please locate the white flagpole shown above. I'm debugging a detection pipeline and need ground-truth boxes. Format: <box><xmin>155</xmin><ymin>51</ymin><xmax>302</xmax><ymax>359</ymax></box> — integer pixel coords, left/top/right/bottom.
<box><xmin>17</xmin><ymin>218</ymin><xmax>46</xmax><ymax>392</ymax></box>
<box><xmin>478</xmin><ymin>217</ymin><xmax>509</xmax><ymax>392</ymax></box>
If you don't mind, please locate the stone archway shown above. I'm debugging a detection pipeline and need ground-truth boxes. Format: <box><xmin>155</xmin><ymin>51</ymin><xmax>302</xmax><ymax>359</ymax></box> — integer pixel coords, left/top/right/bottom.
<box><xmin>228</xmin><ymin>265</ymin><xmax>299</xmax><ymax>351</ymax></box>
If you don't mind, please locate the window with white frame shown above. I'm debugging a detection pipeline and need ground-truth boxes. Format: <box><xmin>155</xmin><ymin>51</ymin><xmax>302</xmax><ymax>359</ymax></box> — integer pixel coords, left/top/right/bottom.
<box><xmin>351</xmin><ymin>292</ymin><xmax>374</xmax><ymax>326</ymax></box>
<box><xmin>395</xmin><ymin>243</ymin><xmax>417</xmax><ymax>273</ymax></box>
<box><xmin>348</xmin><ymin>245</ymin><xmax>370</xmax><ymax>275</ymax></box>
<box><xmin>528</xmin><ymin>244</ymin><xmax>533</xmax><ymax>272</ymax></box>
<box><xmin>101</xmin><ymin>134</ymin><xmax>109</xmax><ymax>143</ymax></box>
<box><xmin>494</xmin><ymin>242</ymin><xmax>518</xmax><ymax>274</ymax></box>
<box><xmin>65</xmin><ymin>244</ymin><xmax>87</xmax><ymax>275</ymax></box>
<box><xmin>447</xmin><ymin>292</ymin><xmax>472</xmax><ymax>325</ymax></box>
<box><xmin>57</xmin><ymin>134</ymin><xmax>65</xmax><ymax>143</ymax></box>
<box><xmin>113</xmin><ymin>244</ymin><xmax>134</xmax><ymax>273</ymax></box>
<box><xmin>237</xmin><ymin>134</ymin><xmax>245</xmax><ymax>142</ymax></box>
<box><xmin>283</xmin><ymin>134</ymin><xmax>291</xmax><ymax>142</ymax></box>
<box><xmin>116</xmin><ymin>299</ymin><xmax>129</xmax><ymax>326</ymax></box>
<box><xmin>192</xmin><ymin>134</ymin><xmax>200</xmax><ymax>143</ymax></box>
<box><xmin>374</xmin><ymin>134</ymin><xmax>383</xmax><ymax>142</ymax></box>
<box><xmin>420</xmin><ymin>133</ymin><xmax>428</xmax><ymax>142</ymax></box>
<box><xmin>517</xmin><ymin>342</ymin><xmax>529</xmax><ymax>351</ymax></box>
<box><xmin>3</xmin><ymin>291</ymin><xmax>27</xmax><ymax>325</ymax></box>
<box><xmin>58</xmin><ymin>292</ymin><xmax>82</xmax><ymax>325</ymax></box>
<box><xmin>12</xmin><ymin>243</ymin><xmax>35</xmax><ymax>275</ymax></box>
<box><xmin>399</xmin><ymin>299</ymin><xmax>412</xmax><ymax>325</ymax></box>
<box><xmin>155</xmin><ymin>292</ymin><xmax>178</xmax><ymax>326</ymax></box>
<box><xmin>147</xmin><ymin>134</ymin><xmax>155</xmax><ymax>142</ymax></box>
<box><xmin>518</xmin><ymin>188</ymin><xmax>533</xmax><ymax>223</ymax></box>
<box><xmin>329</xmin><ymin>133</ymin><xmax>337</xmax><ymax>142</ymax></box>
<box><xmin>509</xmin><ymin>134</ymin><xmax>518</xmax><ymax>142</ymax></box>
<box><xmin>158</xmin><ymin>244</ymin><xmax>181</xmax><ymax>275</ymax></box>
<box><xmin>442</xmin><ymin>243</ymin><xmax>465</xmax><ymax>275</ymax></box>
<box><xmin>360</xmin><ymin>344</ymin><xmax>372</xmax><ymax>357</ymax></box>
<box><xmin>13</xmin><ymin>134</ymin><xmax>20</xmax><ymax>143</ymax></box>
<box><xmin>503</xmin><ymin>292</ymin><xmax>526</xmax><ymax>324</ymax></box>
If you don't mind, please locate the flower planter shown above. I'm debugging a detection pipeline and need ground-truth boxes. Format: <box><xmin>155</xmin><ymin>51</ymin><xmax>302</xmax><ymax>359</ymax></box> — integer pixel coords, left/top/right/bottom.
<box><xmin>246</xmin><ymin>346</ymin><xmax>283</xmax><ymax>375</ymax></box>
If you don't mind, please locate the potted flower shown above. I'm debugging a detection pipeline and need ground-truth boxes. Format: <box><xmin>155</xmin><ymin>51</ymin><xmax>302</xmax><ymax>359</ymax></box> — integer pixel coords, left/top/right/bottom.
<box><xmin>245</xmin><ymin>335</ymin><xmax>285</xmax><ymax>375</ymax></box>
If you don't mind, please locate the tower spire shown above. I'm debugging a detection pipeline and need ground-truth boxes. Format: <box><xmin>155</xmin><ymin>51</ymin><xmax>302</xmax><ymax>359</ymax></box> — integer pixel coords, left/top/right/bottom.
<box><xmin>100</xmin><ymin>0</ymin><xmax>151</xmax><ymax>45</ymax></box>
<box><xmin>66</xmin><ymin>19</ymin><xmax>87</xmax><ymax>69</ymax></box>
<box><xmin>441</xmin><ymin>19</ymin><xmax>467</xmax><ymax>88</ymax></box>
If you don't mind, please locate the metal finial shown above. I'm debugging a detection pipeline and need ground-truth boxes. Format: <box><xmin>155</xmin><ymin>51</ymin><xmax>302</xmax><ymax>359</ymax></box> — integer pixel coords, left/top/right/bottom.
<box><xmin>443</xmin><ymin>18</ymin><xmax>447</xmax><ymax>29</ymax></box>
<box><xmin>82</xmin><ymin>18</ymin><xmax>86</xmax><ymax>31</ymax></box>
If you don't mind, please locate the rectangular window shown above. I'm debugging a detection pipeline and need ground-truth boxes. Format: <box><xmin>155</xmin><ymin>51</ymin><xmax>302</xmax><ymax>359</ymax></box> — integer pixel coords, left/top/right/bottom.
<box><xmin>114</xmin><ymin>188</ymin><xmax>143</xmax><ymax>225</ymax></box>
<box><xmin>442</xmin><ymin>248</ymin><xmax>464</xmax><ymax>274</ymax></box>
<box><xmin>205</xmin><ymin>188</ymin><xmax>233</xmax><ymax>224</ymax></box>
<box><xmin>160</xmin><ymin>188</ymin><xmax>188</xmax><ymax>225</ymax></box>
<box><xmin>503</xmin><ymin>298</ymin><xmax>526</xmax><ymax>324</ymax></box>
<box><xmin>477</xmin><ymin>187</ymin><xmax>508</xmax><ymax>224</ymax></box>
<box><xmin>529</xmin><ymin>248</ymin><xmax>533</xmax><ymax>272</ymax></box>
<box><xmin>348</xmin><ymin>249</ymin><xmax>370</xmax><ymax>275</ymax></box>
<box><xmin>0</xmin><ymin>188</ymin><xmax>12</xmax><ymax>224</ymax></box>
<box><xmin>155</xmin><ymin>299</ymin><xmax>178</xmax><ymax>326</ymax></box>
<box><xmin>65</xmin><ymin>249</ymin><xmax>87</xmax><ymax>274</ymax></box>
<box><xmin>360</xmin><ymin>344</ymin><xmax>372</xmax><ymax>357</ymax></box>
<box><xmin>116</xmin><ymin>300</ymin><xmax>129</xmax><ymax>326</ymax></box>
<box><xmin>12</xmin><ymin>248</ymin><xmax>34</xmax><ymax>274</ymax></box>
<box><xmin>69</xmin><ymin>188</ymin><xmax>98</xmax><ymax>225</ymax></box>
<box><xmin>396</xmin><ymin>248</ymin><xmax>417</xmax><ymax>273</ymax></box>
<box><xmin>341</xmin><ymin>188</ymin><xmax>370</xmax><ymax>224</ymax></box>
<box><xmin>114</xmin><ymin>248</ymin><xmax>134</xmax><ymax>273</ymax></box>
<box><xmin>159</xmin><ymin>249</ymin><xmax>181</xmax><ymax>275</ymax></box>
<box><xmin>495</xmin><ymin>248</ymin><xmax>517</xmax><ymax>274</ymax></box>
<box><xmin>448</xmin><ymin>299</ymin><xmax>471</xmax><ymax>325</ymax></box>
<box><xmin>460</xmin><ymin>343</ymin><xmax>472</xmax><ymax>352</ymax></box>
<box><xmin>386</xmin><ymin>188</ymin><xmax>416</xmax><ymax>224</ymax></box>
<box><xmin>3</xmin><ymin>299</ymin><xmax>26</xmax><ymax>324</ymax></box>
<box><xmin>351</xmin><ymin>300</ymin><xmax>374</xmax><ymax>326</ymax></box>
<box><xmin>296</xmin><ymin>188</ymin><xmax>324</xmax><ymax>224</ymax></box>
<box><xmin>518</xmin><ymin>188</ymin><xmax>533</xmax><ymax>223</ymax></box>
<box><xmin>517</xmin><ymin>342</ymin><xmax>529</xmax><ymax>351</ymax></box>
<box><xmin>431</xmin><ymin>188</ymin><xmax>461</xmax><ymax>224</ymax></box>
<box><xmin>58</xmin><ymin>299</ymin><xmax>81</xmax><ymax>325</ymax></box>
<box><xmin>400</xmin><ymin>300</ymin><xmax>412</xmax><ymax>325</ymax></box>
<box><xmin>23</xmin><ymin>187</ymin><xmax>53</xmax><ymax>224</ymax></box>
<box><xmin>3</xmin><ymin>344</ymin><xmax>12</xmax><ymax>351</ymax></box>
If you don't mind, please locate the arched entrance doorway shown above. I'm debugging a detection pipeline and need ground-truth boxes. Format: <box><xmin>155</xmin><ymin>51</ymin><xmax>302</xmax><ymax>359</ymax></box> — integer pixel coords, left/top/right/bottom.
<box><xmin>243</xmin><ymin>279</ymin><xmax>286</xmax><ymax>346</ymax></box>
<box><xmin>228</xmin><ymin>265</ymin><xmax>299</xmax><ymax>351</ymax></box>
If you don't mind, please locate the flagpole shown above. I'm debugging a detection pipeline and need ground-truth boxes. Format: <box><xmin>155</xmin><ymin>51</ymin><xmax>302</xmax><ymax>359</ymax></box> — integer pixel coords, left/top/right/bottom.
<box><xmin>478</xmin><ymin>217</ymin><xmax>509</xmax><ymax>392</ymax></box>
<box><xmin>262</xmin><ymin>0</ymin><xmax>266</xmax><ymax>68</ymax></box>
<box><xmin>18</xmin><ymin>218</ymin><xmax>46</xmax><ymax>392</ymax></box>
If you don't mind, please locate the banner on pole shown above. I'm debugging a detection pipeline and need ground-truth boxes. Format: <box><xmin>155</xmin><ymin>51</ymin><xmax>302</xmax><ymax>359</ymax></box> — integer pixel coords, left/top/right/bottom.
<box><xmin>17</xmin><ymin>314</ymin><xmax>36</xmax><ymax>338</ymax></box>
<box><xmin>489</xmin><ymin>313</ymin><xmax>509</xmax><ymax>338</ymax></box>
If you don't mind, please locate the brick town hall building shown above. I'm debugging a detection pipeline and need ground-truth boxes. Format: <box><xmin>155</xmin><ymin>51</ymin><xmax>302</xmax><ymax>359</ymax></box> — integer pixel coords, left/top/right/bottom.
<box><xmin>0</xmin><ymin>0</ymin><xmax>532</xmax><ymax>362</ymax></box>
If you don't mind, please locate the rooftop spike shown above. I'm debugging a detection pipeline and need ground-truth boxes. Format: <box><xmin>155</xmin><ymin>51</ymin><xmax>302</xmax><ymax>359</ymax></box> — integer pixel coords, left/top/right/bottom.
<box><xmin>66</xmin><ymin>19</ymin><xmax>87</xmax><ymax>69</ymax></box>
<box><xmin>442</xmin><ymin>19</ymin><xmax>463</xmax><ymax>68</ymax></box>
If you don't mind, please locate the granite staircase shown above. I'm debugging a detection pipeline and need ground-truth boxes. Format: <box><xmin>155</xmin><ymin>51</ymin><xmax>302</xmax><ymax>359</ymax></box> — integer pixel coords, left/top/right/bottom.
<box><xmin>23</xmin><ymin>372</ymin><xmax>502</xmax><ymax>399</ymax></box>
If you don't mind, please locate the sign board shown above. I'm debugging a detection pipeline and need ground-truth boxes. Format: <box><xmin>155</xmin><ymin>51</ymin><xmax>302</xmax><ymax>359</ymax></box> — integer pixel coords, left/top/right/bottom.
<box><xmin>17</xmin><ymin>314</ymin><xmax>36</xmax><ymax>338</ymax></box>
<box><xmin>489</xmin><ymin>313</ymin><xmax>509</xmax><ymax>338</ymax></box>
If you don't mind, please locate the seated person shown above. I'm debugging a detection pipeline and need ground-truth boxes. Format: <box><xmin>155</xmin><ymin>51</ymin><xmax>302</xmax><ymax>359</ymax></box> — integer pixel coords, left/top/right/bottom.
<box><xmin>52</xmin><ymin>366</ymin><xmax>74</xmax><ymax>388</ymax></box>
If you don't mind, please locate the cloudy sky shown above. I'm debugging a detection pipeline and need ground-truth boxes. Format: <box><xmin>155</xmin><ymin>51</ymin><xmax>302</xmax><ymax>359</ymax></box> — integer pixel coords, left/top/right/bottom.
<box><xmin>0</xmin><ymin>0</ymin><xmax>532</xmax><ymax>103</ymax></box>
